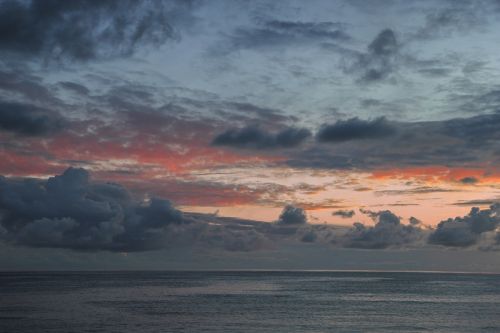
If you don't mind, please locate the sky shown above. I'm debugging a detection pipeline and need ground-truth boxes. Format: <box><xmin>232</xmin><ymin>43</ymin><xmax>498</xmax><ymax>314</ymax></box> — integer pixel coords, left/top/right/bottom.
<box><xmin>0</xmin><ymin>0</ymin><xmax>499</xmax><ymax>271</ymax></box>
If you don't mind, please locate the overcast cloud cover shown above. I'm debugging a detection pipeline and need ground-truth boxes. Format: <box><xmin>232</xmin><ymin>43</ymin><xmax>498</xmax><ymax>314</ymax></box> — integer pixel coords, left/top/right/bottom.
<box><xmin>0</xmin><ymin>0</ymin><xmax>499</xmax><ymax>271</ymax></box>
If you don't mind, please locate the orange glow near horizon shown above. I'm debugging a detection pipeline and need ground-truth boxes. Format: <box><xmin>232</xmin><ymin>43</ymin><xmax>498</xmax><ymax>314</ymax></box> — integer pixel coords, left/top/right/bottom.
<box><xmin>1</xmin><ymin>135</ymin><xmax>498</xmax><ymax>228</ymax></box>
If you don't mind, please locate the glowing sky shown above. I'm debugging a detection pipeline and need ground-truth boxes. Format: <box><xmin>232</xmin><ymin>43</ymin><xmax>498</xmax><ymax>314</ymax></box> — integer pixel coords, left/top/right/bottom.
<box><xmin>0</xmin><ymin>0</ymin><xmax>499</xmax><ymax>270</ymax></box>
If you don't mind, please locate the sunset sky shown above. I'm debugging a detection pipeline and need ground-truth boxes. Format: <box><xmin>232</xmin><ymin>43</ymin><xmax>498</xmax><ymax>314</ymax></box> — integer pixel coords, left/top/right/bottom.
<box><xmin>0</xmin><ymin>0</ymin><xmax>499</xmax><ymax>271</ymax></box>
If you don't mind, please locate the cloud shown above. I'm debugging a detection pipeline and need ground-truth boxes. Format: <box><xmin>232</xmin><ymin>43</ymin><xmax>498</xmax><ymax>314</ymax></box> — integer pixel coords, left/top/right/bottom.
<box><xmin>339</xmin><ymin>209</ymin><xmax>425</xmax><ymax>249</ymax></box>
<box><xmin>59</xmin><ymin>81</ymin><xmax>90</xmax><ymax>95</ymax></box>
<box><xmin>460</xmin><ymin>176</ymin><xmax>478</xmax><ymax>184</ymax></box>
<box><xmin>0</xmin><ymin>69</ymin><xmax>60</xmax><ymax>104</ymax></box>
<box><xmin>212</xmin><ymin>125</ymin><xmax>311</xmax><ymax>149</ymax></box>
<box><xmin>0</xmin><ymin>167</ymin><xmax>277</xmax><ymax>252</ymax></box>
<box><xmin>0</xmin><ymin>101</ymin><xmax>64</xmax><ymax>136</ymax></box>
<box><xmin>0</xmin><ymin>167</ymin><xmax>187</xmax><ymax>251</ymax></box>
<box><xmin>0</xmin><ymin>0</ymin><xmax>192</xmax><ymax>62</ymax></box>
<box><xmin>332</xmin><ymin>209</ymin><xmax>355</xmax><ymax>218</ymax></box>
<box><xmin>375</xmin><ymin>186</ymin><xmax>456</xmax><ymax>196</ymax></box>
<box><xmin>202</xmin><ymin>227</ymin><xmax>268</xmax><ymax>252</ymax></box>
<box><xmin>288</xmin><ymin>112</ymin><xmax>500</xmax><ymax>171</ymax></box>
<box><xmin>413</xmin><ymin>5</ymin><xmax>483</xmax><ymax>40</ymax></box>
<box><xmin>453</xmin><ymin>199</ymin><xmax>499</xmax><ymax>207</ymax></box>
<box><xmin>409</xmin><ymin>217</ymin><xmax>422</xmax><ymax>226</ymax></box>
<box><xmin>277</xmin><ymin>205</ymin><xmax>307</xmax><ymax>225</ymax></box>
<box><xmin>218</xmin><ymin>19</ymin><xmax>349</xmax><ymax>53</ymax></box>
<box><xmin>352</xmin><ymin>28</ymin><xmax>400</xmax><ymax>83</ymax></box>
<box><xmin>428</xmin><ymin>204</ymin><xmax>500</xmax><ymax>248</ymax></box>
<box><xmin>316</xmin><ymin>117</ymin><xmax>396</xmax><ymax>143</ymax></box>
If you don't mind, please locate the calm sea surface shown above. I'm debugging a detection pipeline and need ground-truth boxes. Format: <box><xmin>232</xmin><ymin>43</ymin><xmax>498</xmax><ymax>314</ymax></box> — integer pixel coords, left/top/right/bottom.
<box><xmin>1</xmin><ymin>271</ymin><xmax>500</xmax><ymax>332</ymax></box>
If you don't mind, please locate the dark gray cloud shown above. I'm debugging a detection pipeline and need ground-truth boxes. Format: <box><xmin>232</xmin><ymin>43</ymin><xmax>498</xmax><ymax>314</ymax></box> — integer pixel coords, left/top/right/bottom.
<box><xmin>332</xmin><ymin>209</ymin><xmax>355</xmax><ymax>218</ymax></box>
<box><xmin>277</xmin><ymin>205</ymin><xmax>307</xmax><ymax>225</ymax></box>
<box><xmin>428</xmin><ymin>204</ymin><xmax>500</xmax><ymax>247</ymax></box>
<box><xmin>354</xmin><ymin>29</ymin><xmax>400</xmax><ymax>83</ymax></box>
<box><xmin>288</xmin><ymin>112</ymin><xmax>500</xmax><ymax>170</ymax></box>
<box><xmin>317</xmin><ymin>117</ymin><xmax>396</xmax><ymax>143</ymax></box>
<box><xmin>301</xmin><ymin>231</ymin><xmax>318</xmax><ymax>243</ymax></box>
<box><xmin>0</xmin><ymin>0</ymin><xmax>191</xmax><ymax>62</ymax></box>
<box><xmin>460</xmin><ymin>176</ymin><xmax>478</xmax><ymax>184</ymax></box>
<box><xmin>339</xmin><ymin>209</ymin><xmax>425</xmax><ymax>249</ymax></box>
<box><xmin>212</xmin><ymin>125</ymin><xmax>311</xmax><ymax>149</ymax></box>
<box><xmin>0</xmin><ymin>168</ymin><xmax>186</xmax><ymax>251</ymax></box>
<box><xmin>0</xmin><ymin>101</ymin><xmax>64</xmax><ymax>136</ymax></box>
<box><xmin>59</xmin><ymin>81</ymin><xmax>90</xmax><ymax>95</ymax></box>
<box><xmin>219</xmin><ymin>19</ymin><xmax>349</xmax><ymax>53</ymax></box>
<box><xmin>409</xmin><ymin>217</ymin><xmax>422</xmax><ymax>226</ymax></box>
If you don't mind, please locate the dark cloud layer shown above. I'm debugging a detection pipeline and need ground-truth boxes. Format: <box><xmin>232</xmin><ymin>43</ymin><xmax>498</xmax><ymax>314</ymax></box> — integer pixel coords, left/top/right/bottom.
<box><xmin>0</xmin><ymin>101</ymin><xmax>64</xmax><ymax>136</ymax></box>
<box><xmin>0</xmin><ymin>0</ymin><xmax>190</xmax><ymax>61</ymax></box>
<box><xmin>289</xmin><ymin>112</ymin><xmax>500</xmax><ymax>170</ymax></box>
<box><xmin>212</xmin><ymin>125</ymin><xmax>311</xmax><ymax>149</ymax></box>
<box><xmin>317</xmin><ymin>117</ymin><xmax>395</xmax><ymax>143</ymax></box>
<box><xmin>428</xmin><ymin>204</ymin><xmax>500</xmax><ymax>247</ymax></box>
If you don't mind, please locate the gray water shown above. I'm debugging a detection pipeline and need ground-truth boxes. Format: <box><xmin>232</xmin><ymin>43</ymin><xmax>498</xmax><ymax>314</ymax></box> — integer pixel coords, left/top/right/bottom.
<box><xmin>1</xmin><ymin>271</ymin><xmax>500</xmax><ymax>333</ymax></box>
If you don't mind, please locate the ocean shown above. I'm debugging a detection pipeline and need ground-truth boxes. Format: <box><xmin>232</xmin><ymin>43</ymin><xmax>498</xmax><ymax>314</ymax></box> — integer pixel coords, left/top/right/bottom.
<box><xmin>1</xmin><ymin>271</ymin><xmax>499</xmax><ymax>332</ymax></box>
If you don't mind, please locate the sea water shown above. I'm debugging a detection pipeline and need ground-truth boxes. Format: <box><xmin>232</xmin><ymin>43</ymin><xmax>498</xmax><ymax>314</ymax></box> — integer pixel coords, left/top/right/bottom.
<box><xmin>1</xmin><ymin>271</ymin><xmax>499</xmax><ymax>332</ymax></box>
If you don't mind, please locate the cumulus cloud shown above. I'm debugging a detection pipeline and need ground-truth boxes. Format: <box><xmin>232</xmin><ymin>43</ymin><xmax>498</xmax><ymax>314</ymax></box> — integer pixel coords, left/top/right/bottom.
<box><xmin>0</xmin><ymin>0</ymin><xmax>192</xmax><ymax>62</ymax></box>
<box><xmin>316</xmin><ymin>117</ymin><xmax>395</xmax><ymax>143</ymax></box>
<box><xmin>339</xmin><ymin>209</ymin><xmax>425</xmax><ymax>249</ymax></box>
<box><xmin>0</xmin><ymin>167</ymin><xmax>276</xmax><ymax>252</ymax></box>
<box><xmin>277</xmin><ymin>205</ymin><xmax>307</xmax><ymax>225</ymax></box>
<box><xmin>0</xmin><ymin>167</ymin><xmax>187</xmax><ymax>251</ymax></box>
<box><xmin>332</xmin><ymin>209</ymin><xmax>355</xmax><ymax>218</ymax></box>
<box><xmin>428</xmin><ymin>204</ymin><xmax>500</xmax><ymax>247</ymax></box>
<box><xmin>212</xmin><ymin>125</ymin><xmax>311</xmax><ymax>149</ymax></box>
<box><xmin>0</xmin><ymin>101</ymin><xmax>64</xmax><ymax>136</ymax></box>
